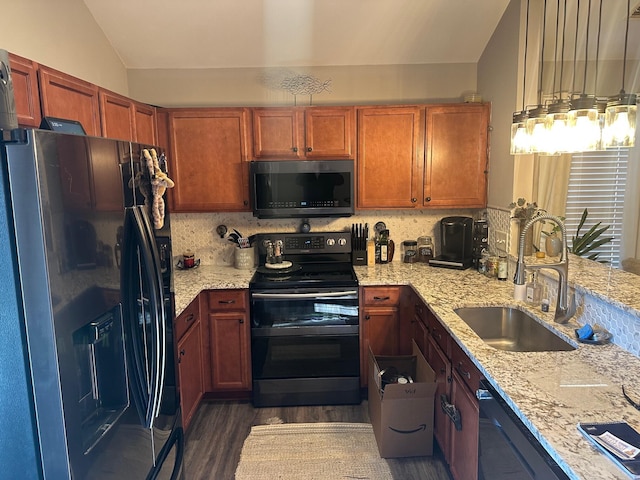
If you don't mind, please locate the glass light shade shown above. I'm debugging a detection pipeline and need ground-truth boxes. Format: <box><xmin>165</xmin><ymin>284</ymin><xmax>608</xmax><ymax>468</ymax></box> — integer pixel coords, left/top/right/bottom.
<box><xmin>544</xmin><ymin>111</ymin><xmax>571</xmax><ymax>154</ymax></box>
<box><xmin>510</xmin><ymin>111</ymin><xmax>531</xmax><ymax>154</ymax></box>
<box><xmin>568</xmin><ymin>108</ymin><xmax>600</xmax><ymax>151</ymax></box>
<box><xmin>526</xmin><ymin>106</ymin><xmax>549</xmax><ymax>154</ymax></box>
<box><xmin>603</xmin><ymin>102</ymin><xmax>637</xmax><ymax>148</ymax></box>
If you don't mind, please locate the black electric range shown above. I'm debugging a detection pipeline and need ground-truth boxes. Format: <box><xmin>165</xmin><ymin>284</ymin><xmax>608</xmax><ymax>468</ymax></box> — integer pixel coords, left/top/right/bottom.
<box><xmin>249</xmin><ymin>232</ymin><xmax>358</xmax><ymax>290</ymax></box>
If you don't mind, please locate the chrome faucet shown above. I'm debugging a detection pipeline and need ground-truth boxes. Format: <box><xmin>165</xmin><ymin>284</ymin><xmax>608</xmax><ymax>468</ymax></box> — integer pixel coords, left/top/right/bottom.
<box><xmin>513</xmin><ymin>213</ymin><xmax>575</xmax><ymax>324</ymax></box>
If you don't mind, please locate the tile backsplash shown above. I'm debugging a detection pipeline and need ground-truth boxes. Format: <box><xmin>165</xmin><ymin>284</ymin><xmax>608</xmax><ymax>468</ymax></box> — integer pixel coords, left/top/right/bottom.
<box><xmin>170</xmin><ymin>209</ymin><xmax>482</xmax><ymax>265</ymax></box>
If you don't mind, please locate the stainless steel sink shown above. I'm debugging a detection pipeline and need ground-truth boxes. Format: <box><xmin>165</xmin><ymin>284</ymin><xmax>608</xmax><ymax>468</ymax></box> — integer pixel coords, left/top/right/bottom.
<box><xmin>454</xmin><ymin>306</ymin><xmax>576</xmax><ymax>352</ymax></box>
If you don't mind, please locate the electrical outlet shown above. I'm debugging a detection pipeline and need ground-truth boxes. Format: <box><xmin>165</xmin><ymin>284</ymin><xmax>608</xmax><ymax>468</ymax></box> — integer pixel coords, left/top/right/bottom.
<box><xmin>496</xmin><ymin>230</ymin><xmax>508</xmax><ymax>253</ymax></box>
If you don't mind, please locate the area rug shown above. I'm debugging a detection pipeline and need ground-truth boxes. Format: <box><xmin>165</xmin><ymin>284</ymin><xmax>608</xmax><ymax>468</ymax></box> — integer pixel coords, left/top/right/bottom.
<box><xmin>234</xmin><ymin>422</ymin><xmax>393</xmax><ymax>480</ymax></box>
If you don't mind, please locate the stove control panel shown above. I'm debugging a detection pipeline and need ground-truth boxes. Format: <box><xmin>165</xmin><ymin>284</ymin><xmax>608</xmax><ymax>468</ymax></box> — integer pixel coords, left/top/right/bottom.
<box><xmin>256</xmin><ymin>232</ymin><xmax>351</xmax><ymax>255</ymax></box>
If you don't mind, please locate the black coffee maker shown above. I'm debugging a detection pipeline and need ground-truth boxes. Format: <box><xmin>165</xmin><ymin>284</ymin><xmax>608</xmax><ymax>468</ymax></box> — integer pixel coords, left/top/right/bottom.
<box><xmin>429</xmin><ymin>216</ymin><xmax>473</xmax><ymax>269</ymax></box>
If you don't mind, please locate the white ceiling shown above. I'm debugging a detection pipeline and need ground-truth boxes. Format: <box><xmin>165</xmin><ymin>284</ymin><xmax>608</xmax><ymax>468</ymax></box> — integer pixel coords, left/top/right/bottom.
<box><xmin>80</xmin><ymin>0</ymin><xmax>640</xmax><ymax>72</ymax></box>
<box><xmin>80</xmin><ymin>0</ymin><xmax>512</xmax><ymax>69</ymax></box>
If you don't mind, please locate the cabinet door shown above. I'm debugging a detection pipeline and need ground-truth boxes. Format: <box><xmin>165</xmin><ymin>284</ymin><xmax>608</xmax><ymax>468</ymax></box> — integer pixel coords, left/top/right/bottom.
<box><xmin>304</xmin><ymin>107</ymin><xmax>354</xmax><ymax>159</ymax></box>
<box><xmin>449</xmin><ymin>370</ymin><xmax>479</xmax><ymax>480</ymax></box>
<box><xmin>424</xmin><ymin>104</ymin><xmax>489</xmax><ymax>208</ymax></box>
<box><xmin>133</xmin><ymin>103</ymin><xmax>157</xmax><ymax>145</ymax></box>
<box><xmin>177</xmin><ymin>319</ymin><xmax>204</xmax><ymax>431</ymax></box>
<box><xmin>363</xmin><ymin>307</ymin><xmax>399</xmax><ymax>356</ymax></box>
<box><xmin>169</xmin><ymin>108</ymin><xmax>250</xmax><ymax>212</ymax></box>
<box><xmin>99</xmin><ymin>90</ymin><xmax>135</xmax><ymax>141</ymax></box>
<box><xmin>208</xmin><ymin>311</ymin><xmax>251</xmax><ymax>391</ymax></box>
<box><xmin>38</xmin><ymin>66</ymin><xmax>101</xmax><ymax>136</ymax></box>
<box><xmin>357</xmin><ymin>106</ymin><xmax>424</xmax><ymax>208</ymax></box>
<box><xmin>428</xmin><ymin>336</ymin><xmax>452</xmax><ymax>462</ymax></box>
<box><xmin>8</xmin><ymin>53</ymin><xmax>41</xmax><ymax>127</ymax></box>
<box><xmin>252</xmin><ymin>108</ymin><xmax>303</xmax><ymax>159</ymax></box>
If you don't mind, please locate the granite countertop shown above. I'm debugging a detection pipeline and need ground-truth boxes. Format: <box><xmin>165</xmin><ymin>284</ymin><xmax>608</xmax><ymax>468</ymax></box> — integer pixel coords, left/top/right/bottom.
<box><xmin>174</xmin><ymin>262</ymin><xmax>640</xmax><ymax>480</ymax></box>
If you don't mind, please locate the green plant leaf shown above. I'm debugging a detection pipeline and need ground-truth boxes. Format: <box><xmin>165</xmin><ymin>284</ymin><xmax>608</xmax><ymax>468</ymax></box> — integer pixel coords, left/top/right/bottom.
<box><xmin>569</xmin><ymin>208</ymin><xmax>613</xmax><ymax>260</ymax></box>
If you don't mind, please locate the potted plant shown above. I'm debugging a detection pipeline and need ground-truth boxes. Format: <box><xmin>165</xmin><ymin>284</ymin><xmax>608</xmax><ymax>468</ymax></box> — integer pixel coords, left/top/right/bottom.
<box><xmin>570</xmin><ymin>209</ymin><xmax>613</xmax><ymax>262</ymax></box>
<box><xmin>508</xmin><ymin>198</ymin><xmax>540</xmax><ymax>256</ymax></box>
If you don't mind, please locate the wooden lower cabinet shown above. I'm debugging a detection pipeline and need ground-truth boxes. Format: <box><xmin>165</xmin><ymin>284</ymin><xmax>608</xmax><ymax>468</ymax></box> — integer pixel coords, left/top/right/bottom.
<box><xmin>205</xmin><ymin>290</ymin><xmax>251</xmax><ymax>392</ymax></box>
<box><xmin>401</xmin><ymin>286</ymin><xmax>480</xmax><ymax>480</ymax></box>
<box><xmin>360</xmin><ymin>286</ymin><xmax>402</xmax><ymax>387</ymax></box>
<box><xmin>176</xmin><ymin>296</ymin><xmax>204</xmax><ymax>431</ymax></box>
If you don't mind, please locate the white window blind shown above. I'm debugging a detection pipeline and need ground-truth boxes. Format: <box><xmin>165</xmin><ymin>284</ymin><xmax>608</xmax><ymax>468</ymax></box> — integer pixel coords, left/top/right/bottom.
<box><xmin>565</xmin><ymin>150</ymin><xmax>628</xmax><ymax>268</ymax></box>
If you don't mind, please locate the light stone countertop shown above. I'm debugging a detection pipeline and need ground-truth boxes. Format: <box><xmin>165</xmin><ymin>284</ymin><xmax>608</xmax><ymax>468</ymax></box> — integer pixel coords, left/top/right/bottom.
<box><xmin>174</xmin><ymin>261</ymin><xmax>640</xmax><ymax>480</ymax></box>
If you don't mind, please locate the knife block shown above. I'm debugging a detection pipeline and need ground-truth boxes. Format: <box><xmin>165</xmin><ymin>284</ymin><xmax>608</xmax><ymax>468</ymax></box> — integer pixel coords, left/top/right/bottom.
<box><xmin>352</xmin><ymin>249</ymin><xmax>367</xmax><ymax>266</ymax></box>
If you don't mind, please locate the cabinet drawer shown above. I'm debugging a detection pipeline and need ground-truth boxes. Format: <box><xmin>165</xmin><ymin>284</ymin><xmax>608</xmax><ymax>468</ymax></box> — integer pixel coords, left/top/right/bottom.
<box><xmin>363</xmin><ymin>287</ymin><xmax>402</xmax><ymax>306</ymax></box>
<box><xmin>207</xmin><ymin>289</ymin><xmax>247</xmax><ymax>312</ymax></box>
<box><xmin>427</xmin><ymin>315</ymin><xmax>451</xmax><ymax>357</ymax></box>
<box><xmin>175</xmin><ymin>296</ymin><xmax>200</xmax><ymax>342</ymax></box>
<box><xmin>451</xmin><ymin>340</ymin><xmax>483</xmax><ymax>394</ymax></box>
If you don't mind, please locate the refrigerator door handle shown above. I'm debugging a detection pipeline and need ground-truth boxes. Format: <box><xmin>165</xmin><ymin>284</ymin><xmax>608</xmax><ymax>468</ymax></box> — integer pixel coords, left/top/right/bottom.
<box><xmin>123</xmin><ymin>206</ymin><xmax>166</xmax><ymax>429</ymax></box>
<box><xmin>138</xmin><ymin>207</ymin><xmax>167</xmax><ymax>422</ymax></box>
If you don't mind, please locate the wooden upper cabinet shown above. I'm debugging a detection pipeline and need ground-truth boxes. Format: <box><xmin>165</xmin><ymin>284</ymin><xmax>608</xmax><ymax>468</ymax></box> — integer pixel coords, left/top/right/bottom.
<box><xmin>133</xmin><ymin>103</ymin><xmax>157</xmax><ymax>145</ymax></box>
<box><xmin>356</xmin><ymin>106</ymin><xmax>424</xmax><ymax>209</ymax></box>
<box><xmin>424</xmin><ymin>103</ymin><xmax>490</xmax><ymax>208</ymax></box>
<box><xmin>38</xmin><ymin>65</ymin><xmax>100</xmax><ymax>136</ymax></box>
<box><xmin>8</xmin><ymin>53</ymin><xmax>41</xmax><ymax>127</ymax></box>
<box><xmin>168</xmin><ymin>108</ymin><xmax>250</xmax><ymax>212</ymax></box>
<box><xmin>99</xmin><ymin>89</ymin><xmax>157</xmax><ymax>144</ymax></box>
<box><xmin>251</xmin><ymin>106</ymin><xmax>354</xmax><ymax>160</ymax></box>
<box><xmin>99</xmin><ymin>90</ymin><xmax>135</xmax><ymax>141</ymax></box>
<box><xmin>304</xmin><ymin>107</ymin><xmax>354</xmax><ymax>158</ymax></box>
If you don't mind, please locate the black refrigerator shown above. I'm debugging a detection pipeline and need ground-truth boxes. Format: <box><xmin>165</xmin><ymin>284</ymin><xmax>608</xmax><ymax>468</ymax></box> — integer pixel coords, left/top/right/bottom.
<box><xmin>0</xmin><ymin>128</ymin><xmax>183</xmax><ymax>479</ymax></box>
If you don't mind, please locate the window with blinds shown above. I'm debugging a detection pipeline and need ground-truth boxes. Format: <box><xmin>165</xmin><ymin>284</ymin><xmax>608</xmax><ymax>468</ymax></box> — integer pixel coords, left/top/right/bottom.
<box><xmin>565</xmin><ymin>149</ymin><xmax>628</xmax><ymax>268</ymax></box>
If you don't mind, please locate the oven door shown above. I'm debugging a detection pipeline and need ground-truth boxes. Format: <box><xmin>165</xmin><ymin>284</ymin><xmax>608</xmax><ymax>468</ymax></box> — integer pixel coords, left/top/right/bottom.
<box><xmin>250</xmin><ymin>287</ymin><xmax>359</xmax><ymax>330</ymax></box>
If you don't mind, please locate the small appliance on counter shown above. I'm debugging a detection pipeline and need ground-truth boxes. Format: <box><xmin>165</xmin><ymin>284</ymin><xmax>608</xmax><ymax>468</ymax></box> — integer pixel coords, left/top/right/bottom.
<box><xmin>429</xmin><ymin>216</ymin><xmax>474</xmax><ymax>270</ymax></box>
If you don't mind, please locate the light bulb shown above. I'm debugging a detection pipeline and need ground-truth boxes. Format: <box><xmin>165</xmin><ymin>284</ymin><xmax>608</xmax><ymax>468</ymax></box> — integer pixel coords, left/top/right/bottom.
<box><xmin>568</xmin><ymin>108</ymin><xmax>600</xmax><ymax>151</ymax></box>
<box><xmin>604</xmin><ymin>104</ymin><xmax>637</xmax><ymax>147</ymax></box>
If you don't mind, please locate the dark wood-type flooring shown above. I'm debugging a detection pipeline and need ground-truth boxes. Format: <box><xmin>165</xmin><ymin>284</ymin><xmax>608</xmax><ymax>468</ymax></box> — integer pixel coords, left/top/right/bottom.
<box><xmin>183</xmin><ymin>399</ymin><xmax>453</xmax><ymax>480</ymax></box>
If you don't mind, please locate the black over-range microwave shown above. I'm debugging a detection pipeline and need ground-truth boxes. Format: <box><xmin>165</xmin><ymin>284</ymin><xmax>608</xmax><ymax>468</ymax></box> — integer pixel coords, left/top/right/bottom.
<box><xmin>249</xmin><ymin>160</ymin><xmax>354</xmax><ymax>218</ymax></box>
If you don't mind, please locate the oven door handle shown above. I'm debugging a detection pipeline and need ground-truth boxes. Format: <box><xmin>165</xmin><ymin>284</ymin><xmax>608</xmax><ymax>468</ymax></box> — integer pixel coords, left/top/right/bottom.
<box><xmin>252</xmin><ymin>291</ymin><xmax>358</xmax><ymax>299</ymax></box>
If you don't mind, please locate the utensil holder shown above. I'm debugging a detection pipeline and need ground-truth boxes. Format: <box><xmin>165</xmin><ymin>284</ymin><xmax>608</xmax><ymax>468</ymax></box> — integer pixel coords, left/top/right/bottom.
<box><xmin>234</xmin><ymin>246</ymin><xmax>255</xmax><ymax>270</ymax></box>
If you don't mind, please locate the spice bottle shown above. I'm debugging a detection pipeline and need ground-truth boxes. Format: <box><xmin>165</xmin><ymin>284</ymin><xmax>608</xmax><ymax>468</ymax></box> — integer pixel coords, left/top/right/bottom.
<box><xmin>417</xmin><ymin>236</ymin><xmax>434</xmax><ymax>263</ymax></box>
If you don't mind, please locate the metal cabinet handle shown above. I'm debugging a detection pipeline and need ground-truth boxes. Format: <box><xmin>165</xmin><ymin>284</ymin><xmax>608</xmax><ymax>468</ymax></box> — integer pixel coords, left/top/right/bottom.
<box><xmin>456</xmin><ymin>363</ymin><xmax>471</xmax><ymax>380</ymax></box>
<box><xmin>411</xmin><ymin>198</ymin><xmax>417</xmax><ymax>203</ymax></box>
<box><xmin>425</xmin><ymin>197</ymin><xmax>431</xmax><ymax>202</ymax></box>
<box><xmin>373</xmin><ymin>296</ymin><xmax>390</xmax><ymax>301</ymax></box>
<box><xmin>440</xmin><ymin>394</ymin><xmax>462</xmax><ymax>431</ymax></box>
<box><xmin>179</xmin><ymin>349</ymin><xmax>185</xmax><ymax>356</ymax></box>
<box><xmin>365</xmin><ymin>315</ymin><xmax>371</xmax><ymax>320</ymax></box>
<box><xmin>431</xmin><ymin>328</ymin><xmax>442</xmax><ymax>341</ymax></box>
<box><xmin>292</xmin><ymin>147</ymin><xmax>298</xmax><ymax>152</ymax></box>
<box><xmin>184</xmin><ymin>313</ymin><xmax>195</xmax><ymax>324</ymax></box>
<box><xmin>239</xmin><ymin>318</ymin><xmax>244</xmax><ymax>324</ymax></box>
<box><xmin>307</xmin><ymin>147</ymin><xmax>312</xmax><ymax>152</ymax></box>
<box><xmin>219</xmin><ymin>300</ymin><xmax>236</xmax><ymax>304</ymax></box>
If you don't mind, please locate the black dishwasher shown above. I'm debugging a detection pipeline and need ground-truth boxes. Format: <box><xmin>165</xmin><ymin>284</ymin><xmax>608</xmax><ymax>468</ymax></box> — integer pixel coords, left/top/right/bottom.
<box><xmin>477</xmin><ymin>379</ymin><xmax>570</xmax><ymax>480</ymax></box>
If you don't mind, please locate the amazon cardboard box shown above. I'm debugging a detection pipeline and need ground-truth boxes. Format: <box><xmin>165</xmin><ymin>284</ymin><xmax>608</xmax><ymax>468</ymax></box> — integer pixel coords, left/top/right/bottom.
<box><xmin>368</xmin><ymin>341</ymin><xmax>436</xmax><ymax>458</ymax></box>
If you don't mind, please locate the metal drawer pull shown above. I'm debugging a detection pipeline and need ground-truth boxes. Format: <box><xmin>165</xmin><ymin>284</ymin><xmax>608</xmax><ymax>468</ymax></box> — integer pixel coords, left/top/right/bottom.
<box><xmin>373</xmin><ymin>296</ymin><xmax>390</xmax><ymax>301</ymax></box>
<box><xmin>456</xmin><ymin>363</ymin><xmax>471</xmax><ymax>380</ymax></box>
<box><xmin>440</xmin><ymin>394</ymin><xmax>462</xmax><ymax>431</ymax></box>
<box><xmin>219</xmin><ymin>300</ymin><xmax>236</xmax><ymax>304</ymax></box>
<box><xmin>184</xmin><ymin>313</ymin><xmax>195</xmax><ymax>323</ymax></box>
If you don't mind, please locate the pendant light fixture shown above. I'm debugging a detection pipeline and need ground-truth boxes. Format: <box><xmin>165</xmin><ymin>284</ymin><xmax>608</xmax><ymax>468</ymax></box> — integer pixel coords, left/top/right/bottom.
<box><xmin>545</xmin><ymin>0</ymin><xmax>572</xmax><ymax>154</ymax></box>
<box><xmin>603</xmin><ymin>0</ymin><xmax>637</xmax><ymax>148</ymax></box>
<box><xmin>526</xmin><ymin>0</ymin><xmax>550</xmax><ymax>154</ymax></box>
<box><xmin>568</xmin><ymin>0</ymin><xmax>602</xmax><ymax>151</ymax></box>
<box><xmin>510</xmin><ymin>0</ymin><xmax>532</xmax><ymax>154</ymax></box>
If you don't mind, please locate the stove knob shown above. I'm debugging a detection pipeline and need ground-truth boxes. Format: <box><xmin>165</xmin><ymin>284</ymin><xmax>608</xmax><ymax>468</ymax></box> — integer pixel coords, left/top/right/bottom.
<box><xmin>338</xmin><ymin>237</ymin><xmax>347</xmax><ymax>246</ymax></box>
<box><xmin>326</xmin><ymin>238</ymin><xmax>336</xmax><ymax>246</ymax></box>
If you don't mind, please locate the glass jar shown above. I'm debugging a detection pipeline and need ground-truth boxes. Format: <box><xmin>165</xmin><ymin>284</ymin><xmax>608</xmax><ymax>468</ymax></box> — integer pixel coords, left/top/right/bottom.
<box><xmin>402</xmin><ymin>240</ymin><xmax>418</xmax><ymax>263</ymax></box>
<box><xmin>417</xmin><ymin>236</ymin><xmax>434</xmax><ymax>263</ymax></box>
<box><xmin>497</xmin><ymin>255</ymin><xmax>508</xmax><ymax>280</ymax></box>
<box><xmin>485</xmin><ymin>255</ymin><xmax>498</xmax><ymax>278</ymax></box>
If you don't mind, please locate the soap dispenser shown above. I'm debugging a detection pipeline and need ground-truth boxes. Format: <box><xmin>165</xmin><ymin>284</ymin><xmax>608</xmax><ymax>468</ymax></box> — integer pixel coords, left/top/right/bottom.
<box><xmin>526</xmin><ymin>272</ymin><xmax>542</xmax><ymax>305</ymax></box>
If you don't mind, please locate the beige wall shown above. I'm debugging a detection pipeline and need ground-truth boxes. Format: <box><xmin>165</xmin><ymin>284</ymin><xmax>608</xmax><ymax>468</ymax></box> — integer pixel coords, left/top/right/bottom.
<box><xmin>1</xmin><ymin>0</ymin><xmax>128</xmax><ymax>95</ymax></box>
<box><xmin>478</xmin><ymin>0</ymin><xmax>520</xmax><ymax>211</ymax></box>
<box><xmin>127</xmin><ymin>63</ymin><xmax>478</xmax><ymax>107</ymax></box>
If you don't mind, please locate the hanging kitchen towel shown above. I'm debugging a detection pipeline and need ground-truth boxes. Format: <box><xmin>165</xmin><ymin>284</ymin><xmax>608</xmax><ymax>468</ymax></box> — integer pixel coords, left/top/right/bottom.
<box><xmin>143</xmin><ymin>148</ymin><xmax>174</xmax><ymax>229</ymax></box>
